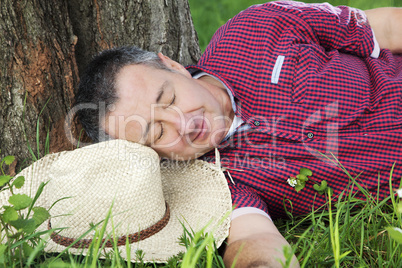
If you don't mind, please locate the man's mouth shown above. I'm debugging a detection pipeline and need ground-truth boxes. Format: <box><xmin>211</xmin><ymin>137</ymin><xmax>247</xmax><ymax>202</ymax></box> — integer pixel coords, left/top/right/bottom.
<box><xmin>193</xmin><ymin>115</ymin><xmax>206</xmax><ymax>142</ymax></box>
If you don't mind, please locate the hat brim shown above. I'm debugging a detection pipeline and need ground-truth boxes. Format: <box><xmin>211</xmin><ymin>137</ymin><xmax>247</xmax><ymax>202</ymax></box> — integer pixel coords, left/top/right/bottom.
<box><xmin>0</xmin><ymin>142</ymin><xmax>231</xmax><ymax>263</ymax></box>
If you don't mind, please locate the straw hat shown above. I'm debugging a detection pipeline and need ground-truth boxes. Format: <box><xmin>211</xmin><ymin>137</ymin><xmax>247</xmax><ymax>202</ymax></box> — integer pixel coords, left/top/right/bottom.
<box><xmin>0</xmin><ymin>139</ymin><xmax>231</xmax><ymax>262</ymax></box>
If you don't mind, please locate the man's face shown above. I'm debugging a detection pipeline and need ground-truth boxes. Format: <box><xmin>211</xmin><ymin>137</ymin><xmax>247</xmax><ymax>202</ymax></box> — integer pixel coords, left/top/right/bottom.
<box><xmin>104</xmin><ymin>54</ymin><xmax>233</xmax><ymax>160</ymax></box>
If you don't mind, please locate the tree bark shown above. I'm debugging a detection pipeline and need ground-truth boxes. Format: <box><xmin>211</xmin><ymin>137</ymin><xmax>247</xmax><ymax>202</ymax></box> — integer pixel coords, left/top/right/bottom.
<box><xmin>67</xmin><ymin>0</ymin><xmax>201</xmax><ymax>75</ymax></box>
<box><xmin>0</xmin><ymin>0</ymin><xmax>201</xmax><ymax>175</ymax></box>
<box><xmin>0</xmin><ymin>0</ymin><xmax>79</xmax><ymax>175</ymax></box>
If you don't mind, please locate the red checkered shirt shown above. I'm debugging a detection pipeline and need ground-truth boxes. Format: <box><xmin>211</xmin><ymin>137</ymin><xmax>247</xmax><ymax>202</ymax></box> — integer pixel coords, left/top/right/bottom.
<box><xmin>186</xmin><ymin>1</ymin><xmax>402</xmax><ymax>219</ymax></box>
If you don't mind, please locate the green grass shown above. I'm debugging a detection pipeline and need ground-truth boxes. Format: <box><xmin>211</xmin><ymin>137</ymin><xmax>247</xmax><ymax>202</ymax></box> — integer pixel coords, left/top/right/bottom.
<box><xmin>276</xmin><ymin>182</ymin><xmax>402</xmax><ymax>267</ymax></box>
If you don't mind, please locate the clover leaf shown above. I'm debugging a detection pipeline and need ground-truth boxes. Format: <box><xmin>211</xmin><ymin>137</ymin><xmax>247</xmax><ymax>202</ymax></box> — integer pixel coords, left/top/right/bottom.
<box><xmin>313</xmin><ymin>180</ymin><xmax>327</xmax><ymax>191</ymax></box>
<box><xmin>12</xmin><ymin>176</ymin><xmax>25</xmax><ymax>189</ymax></box>
<box><xmin>288</xmin><ymin>168</ymin><xmax>333</xmax><ymax>196</ymax></box>
<box><xmin>3</xmin><ymin>207</ymin><xmax>19</xmax><ymax>223</ymax></box>
<box><xmin>296</xmin><ymin>174</ymin><xmax>309</xmax><ymax>182</ymax></box>
<box><xmin>32</xmin><ymin>207</ymin><xmax>50</xmax><ymax>226</ymax></box>
<box><xmin>295</xmin><ymin>183</ymin><xmax>306</xmax><ymax>192</ymax></box>
<box><xmin>299</xmin><ymin>168</ymin><xmax>312</xmax><ymax>177</ymax></box>
<box><xmin>288</xmin><ymin>168</ymin><xmax>313</xmax><ymax>192</ymax></box>
<box><xmin>313</xmin><ymin>180</ymin><xmax>328</xmax><ymax>195</ymax></box>
<box><xmin>313</xmin><ymin>180</ymin><xmax>333</xmax><ymax>195</ymax></box>
<box><xmin>3</xmin><ymin>156</ymin><xmax>15</xmax><ymax>165</ymax></box>
<box><xmin>9</xmin><ymin>218</ymin><xmax>36</xmax><ymax>233</ymax></box>
<box><xmin>8</xmin><ymin>194</ymin><xmax>32</xmax><ymax>210</ymax></box>
<box><xmin>0</xmin><ymin>175</ymin><xmax>12</xmax><ymax>187</ymax></box>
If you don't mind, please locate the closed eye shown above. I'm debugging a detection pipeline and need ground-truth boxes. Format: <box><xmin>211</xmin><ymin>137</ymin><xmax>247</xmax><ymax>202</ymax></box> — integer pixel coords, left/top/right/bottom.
<box><xmin>157</xmin><ymin>123</ymin><xmax>164</xmax><ymax>141</ymax></box>
<box><xmin>158</xmin><ymin>93</ymin><xmax>174</xmax><ymax>141</ymax></box>
<box><xmin>168</xmin><ymin>94</ymin><xmax>176</xmax><ymax>107</ymax></box>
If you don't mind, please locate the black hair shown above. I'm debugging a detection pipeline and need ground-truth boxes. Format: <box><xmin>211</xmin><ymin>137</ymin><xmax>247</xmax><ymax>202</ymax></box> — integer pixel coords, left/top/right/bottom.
<box><xmin>74</xmin><ymin>46</ymin><xmax>169</xmax><ymax>142</ymax></box>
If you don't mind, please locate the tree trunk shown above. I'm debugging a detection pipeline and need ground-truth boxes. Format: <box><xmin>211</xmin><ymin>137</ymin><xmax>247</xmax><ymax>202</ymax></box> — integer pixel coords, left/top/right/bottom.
<box><xmin>0</xmin><ymin>0</ymin><xmax>201</xmax><ymax>175</ymax></box>
<box><xmin>0</xmin><ymin>0</ymin><xmax>79</xmax><ymax>175</ymax></box>
<box><xmin>67</xmin><ymin>0</ymin><xmax>201</xmax><ymax>75</ymax></box>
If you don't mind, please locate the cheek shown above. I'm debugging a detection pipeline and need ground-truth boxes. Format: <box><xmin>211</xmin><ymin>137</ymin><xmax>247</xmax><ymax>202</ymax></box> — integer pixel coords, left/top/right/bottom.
<box><xmin>123</xmin><ymin>121</ymin><xmax>147</xmax><ymax>143</ymax></box>
<box><xmin>153</xmin><ymin>136</ymin><xmax>185</xmax><ymax>152</ymax></box>
<box><xmin>155</xmin><ymin>145</ymin><xmax>192</xmax><ymax>160</ymax></box>
<box><xmin>180</xmin><ymin>88</ymin><xmax>208</xmax><ymax>106</ymax></box>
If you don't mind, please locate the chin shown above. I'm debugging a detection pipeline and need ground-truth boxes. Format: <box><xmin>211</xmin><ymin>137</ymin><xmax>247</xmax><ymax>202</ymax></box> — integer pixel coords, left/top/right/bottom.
<box><xmin>158</xmin><ymin>145</ymin><xmax>214</xmax><ymax>161</ymax></box>
<box><xmin>158</xmin><ymin>152</ymin><xmax>196</xmax><ymax>161</ymax></box>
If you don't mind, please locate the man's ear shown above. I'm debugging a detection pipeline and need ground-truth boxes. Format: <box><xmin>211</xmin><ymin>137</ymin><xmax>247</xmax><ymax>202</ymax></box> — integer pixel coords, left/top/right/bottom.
<box><xmin>157</xmin><ymin>52</ymin><xmax>192</xmax><ymax>78</ymax></box>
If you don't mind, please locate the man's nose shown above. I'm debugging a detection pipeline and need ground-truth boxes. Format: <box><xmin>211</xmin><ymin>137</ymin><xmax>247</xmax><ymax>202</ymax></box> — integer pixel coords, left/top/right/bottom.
<box><xmin>162</xmin><ymin>107</ymin><xmax>197</xmax><ymax>135</ymax></box>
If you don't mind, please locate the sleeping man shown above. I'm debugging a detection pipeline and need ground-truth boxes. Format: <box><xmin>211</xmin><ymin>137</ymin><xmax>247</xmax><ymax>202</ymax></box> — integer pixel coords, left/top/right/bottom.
<box><xmin>75</xmin><ymin>1</ymin><xmax>402</xmax><ymax>267</ymax></box>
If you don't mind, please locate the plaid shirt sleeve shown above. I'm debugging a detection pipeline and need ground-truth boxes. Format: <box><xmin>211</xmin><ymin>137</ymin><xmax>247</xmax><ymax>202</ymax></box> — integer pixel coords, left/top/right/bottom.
<box><xmin>226</xmin><ymin>179</ymin><xmax>269</xmax><ymax>214</ymax></box>
<box><xmin>270</xmin><ymin>1</ymin><xmax>375</xmax><ymax>57</ymax></box>
<box><xmin>202</xmin><ymin>1</ymin><xmax>375</xmax><ymax>63</ymax></box>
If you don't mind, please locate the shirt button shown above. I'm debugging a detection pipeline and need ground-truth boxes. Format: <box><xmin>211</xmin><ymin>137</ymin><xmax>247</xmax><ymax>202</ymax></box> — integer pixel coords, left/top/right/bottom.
<box><xmin>307</xmin><ymin>132</ymin><xmax>314</xmax><ymax>139</ymax></box>
<box><xmin>254</xmin><ymin>121</ymin><xmax>260</xmax><ymax>126</ymax></box>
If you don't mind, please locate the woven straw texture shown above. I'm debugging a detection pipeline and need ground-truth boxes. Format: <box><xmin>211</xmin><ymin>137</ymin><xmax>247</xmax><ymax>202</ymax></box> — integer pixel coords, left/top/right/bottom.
<box><xmin>0</xmin><ymin>140</ymin><xmax>231</xmax><ymax>262</ymax></box>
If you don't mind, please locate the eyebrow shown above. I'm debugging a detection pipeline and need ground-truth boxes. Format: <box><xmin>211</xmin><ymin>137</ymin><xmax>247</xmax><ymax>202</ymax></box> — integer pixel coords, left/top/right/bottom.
<box><xmin>143</xmin><ymin>81</ymin><xmax>169</xmax><ymax>145</ymax></box>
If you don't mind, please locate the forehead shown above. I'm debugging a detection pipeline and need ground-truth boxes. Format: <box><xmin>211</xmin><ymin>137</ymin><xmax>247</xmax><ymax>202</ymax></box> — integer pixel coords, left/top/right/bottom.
<box><xmin>104</xmin><ymin>64</ymin><xmax>163</xmax><ymax>141</ymax></box>
<box><xmin>113</xmin><ymin>64</ymin><xmax>176</xmax><ymax>113</ymax></box>
<box><xmin>116</xmin><ymin>64</ymin><xmax>161</xmax><ymax>93</ymax></box>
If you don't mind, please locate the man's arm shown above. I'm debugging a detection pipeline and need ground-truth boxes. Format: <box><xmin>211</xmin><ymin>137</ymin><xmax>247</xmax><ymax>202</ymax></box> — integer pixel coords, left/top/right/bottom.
<box><xmin>223</xmin><ymin>213</ymin><xmax>300</xmax><ymax>268</ymax></box>
<box><xmin>365</xmin><ymin>8</ymin><xmax>402</xmax><ymax>54</ymax></box>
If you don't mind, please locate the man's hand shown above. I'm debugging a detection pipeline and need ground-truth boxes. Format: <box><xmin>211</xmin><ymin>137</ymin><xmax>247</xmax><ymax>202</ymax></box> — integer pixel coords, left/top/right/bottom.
<box><xmin>365</xmin><ymin>8</ymin><xmax>402</xmax><ymax>54</ymax></box>
<box><xmin>223</xmin><ymin>213</ymin><xmax>300</xmax><ymax>268</ymax></box>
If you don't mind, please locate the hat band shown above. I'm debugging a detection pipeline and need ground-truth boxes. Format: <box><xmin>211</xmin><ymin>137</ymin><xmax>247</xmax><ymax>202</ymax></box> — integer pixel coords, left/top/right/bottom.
<box><xmin>48</xmin><ymin>202</ymin><xmax>170</xmax><ymax>249</ymax></box>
